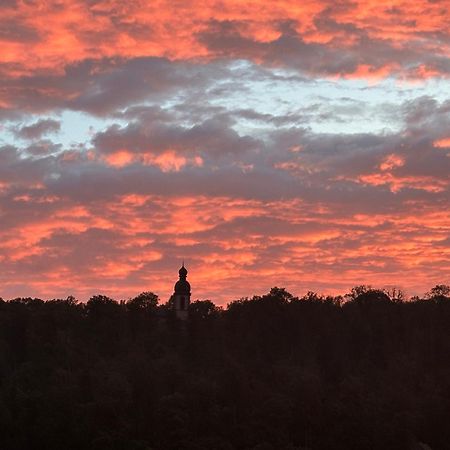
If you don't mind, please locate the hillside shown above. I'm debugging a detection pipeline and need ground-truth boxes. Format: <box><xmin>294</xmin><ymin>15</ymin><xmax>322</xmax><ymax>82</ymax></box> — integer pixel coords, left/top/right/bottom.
<box><xmin>0</xmin><ymin>286</ymin><xmax>449</xmax><ymax>450</ymax></box>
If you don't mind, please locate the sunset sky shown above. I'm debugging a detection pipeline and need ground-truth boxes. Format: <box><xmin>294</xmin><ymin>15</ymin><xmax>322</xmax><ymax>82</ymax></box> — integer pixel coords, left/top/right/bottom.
<box><xmin>0</xmin><ymin>0</ymin><xmax>449</xmax><ymax>303</ymax></box>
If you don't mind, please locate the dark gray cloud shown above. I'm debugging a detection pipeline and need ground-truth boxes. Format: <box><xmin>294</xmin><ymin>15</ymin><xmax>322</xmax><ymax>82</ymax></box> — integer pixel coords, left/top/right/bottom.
<box><xmin>25</xmin><ymin>139</ymin><xmax>63</xmax><ymax>156</ymax></box>
<box><xmin>2</xmin><ymin>94</ymin><xmax>447</xmax><ymax>209</ymax></box>
<box><xmin>0</xmin><ymin>0</ymin><xmax>17</xmax><ymax>8</ymax></box>
<box><xmin>0</xmin><ymin>57</ymin><xmax>232</xmax><ymax>117</ymax></box>
<box><xmin>12</xmin><ymin>118</ymin><xmax>61</xmax><ymax>140</ymax></box>
<box><xmin>0</xmin><ymin>19</ymin><xmax>40</xmax><ymax>42</ymax></box>
<box><xmin>91</xmin><ymin>115</ymin><xmax>262</xmax><ymax>160</ymax></box>
<box><xmin>197</xmin><ymin>19</ymin><xmax>450</xmax><ymax>77</ymax></box>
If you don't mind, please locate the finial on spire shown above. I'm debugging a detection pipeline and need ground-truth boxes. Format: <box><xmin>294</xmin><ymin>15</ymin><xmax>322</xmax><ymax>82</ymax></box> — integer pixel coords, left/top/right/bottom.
<box><xmin>179</xmin><ymin>261</ymin><xmax>188</xmax><ymax>278</ymax></box>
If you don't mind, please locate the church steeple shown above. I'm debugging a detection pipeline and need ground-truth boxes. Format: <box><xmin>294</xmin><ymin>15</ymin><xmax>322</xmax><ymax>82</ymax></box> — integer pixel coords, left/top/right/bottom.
<box><xmin>172</xmin><ymin>262</ymin><xmax>191</xmax><ymax>320</ymax></box>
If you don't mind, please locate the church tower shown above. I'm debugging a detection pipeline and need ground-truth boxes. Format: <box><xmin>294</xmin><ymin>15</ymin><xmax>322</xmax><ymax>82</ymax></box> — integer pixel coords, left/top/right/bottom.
<box><xmin>172</xmin><ymin>263</ymin><xmax>191</xmax><ymax>320</ymax></box>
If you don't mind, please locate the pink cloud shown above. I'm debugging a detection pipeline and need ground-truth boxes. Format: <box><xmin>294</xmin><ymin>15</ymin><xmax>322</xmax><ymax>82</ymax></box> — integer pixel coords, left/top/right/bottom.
<box><xmin>0</xmin><ymin>0</ymin><xmax>449</xmax><ymax>79</ymax></box>
<box><xmin>0</xmin><ymin>1</ymin><xmax>448</xmax><ymax>304</ymax></box>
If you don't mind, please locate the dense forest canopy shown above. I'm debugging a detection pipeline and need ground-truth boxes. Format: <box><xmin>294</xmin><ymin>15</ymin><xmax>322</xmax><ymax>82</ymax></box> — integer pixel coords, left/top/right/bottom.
<box><xmin>0</xmin><ymin>285</ymin><xmax>449</xmax><ymax>450</ymax></box>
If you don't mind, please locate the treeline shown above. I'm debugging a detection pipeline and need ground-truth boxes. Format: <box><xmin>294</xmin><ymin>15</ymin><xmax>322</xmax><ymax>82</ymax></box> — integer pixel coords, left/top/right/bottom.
<box><xmin>0</xmin><ymin>285</ymin><xmax>449</xmax><ymax>450</ymax></box>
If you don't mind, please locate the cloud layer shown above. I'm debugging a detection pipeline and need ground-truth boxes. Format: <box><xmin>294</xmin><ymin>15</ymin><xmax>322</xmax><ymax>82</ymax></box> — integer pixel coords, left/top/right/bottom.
<box><xmin>0</xmin><ymin>0</ymin><xmax>449</xmax><ymax>303</ymax></box>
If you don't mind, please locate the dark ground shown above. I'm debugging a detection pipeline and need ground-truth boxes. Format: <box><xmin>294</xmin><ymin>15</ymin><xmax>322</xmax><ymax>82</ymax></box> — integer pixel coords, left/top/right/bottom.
<box><xmin>0</xmin><ymin>285</ymin><xmax>449</xmax><ymax>450</ymax></box>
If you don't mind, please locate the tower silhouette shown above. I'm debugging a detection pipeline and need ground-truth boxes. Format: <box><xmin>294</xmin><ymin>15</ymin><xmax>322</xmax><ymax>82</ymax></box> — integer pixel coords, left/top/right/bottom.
<box><xmin>171</xmin><ymin>263</ymin><xmax>191</xmax><ymax>320</ymax></box>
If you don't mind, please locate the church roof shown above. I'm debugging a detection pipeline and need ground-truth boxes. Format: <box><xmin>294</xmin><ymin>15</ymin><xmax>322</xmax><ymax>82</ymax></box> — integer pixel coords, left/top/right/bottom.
<box><xmin>174</xmin><ymin>263</ymin><xmax>190</xmax><ymax>295</ymax></box>
<box><xmin>179</xmin><ymin>264</ymin><xmax>188</xmax><ymax>277</ymax></box>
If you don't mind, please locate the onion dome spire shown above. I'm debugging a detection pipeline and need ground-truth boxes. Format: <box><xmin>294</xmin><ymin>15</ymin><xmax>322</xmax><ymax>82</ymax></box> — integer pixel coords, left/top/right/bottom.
<box><xmin>175</xmin><ymin>261</ymin><xmax>190</xmax><ymax>294</ymax></box>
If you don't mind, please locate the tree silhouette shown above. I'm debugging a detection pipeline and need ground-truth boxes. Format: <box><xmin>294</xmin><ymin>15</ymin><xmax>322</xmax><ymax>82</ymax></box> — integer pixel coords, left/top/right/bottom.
<box><xmin>425</xmin><ymin>284</ymin><xmax>450</xmax><ymax>300</ymax></box>
<box><xmin>0</xmin><ymin>286</ymin><xmax>448</xmax><ymax>449</ymax></box>
<box><xmin>127</xmin><ymin>291</ymin><xmax>159</xmax><ymax>311</ymax></box>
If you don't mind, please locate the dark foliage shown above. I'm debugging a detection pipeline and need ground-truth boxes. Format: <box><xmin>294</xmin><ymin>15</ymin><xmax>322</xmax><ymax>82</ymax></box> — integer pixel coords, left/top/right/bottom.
<box><xmin>0</xmin><ymin>286</ymin><xmax>449</xmax><ymax>449</ymax></box>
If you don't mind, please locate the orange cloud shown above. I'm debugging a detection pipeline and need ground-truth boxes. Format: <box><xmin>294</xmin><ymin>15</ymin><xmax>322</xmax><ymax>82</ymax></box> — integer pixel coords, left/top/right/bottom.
<box><xmin>103</xmin><ymin>150</ymin><xmax>203</xmax><ymax>171</ymax></box>
<box><xmin>105</xmin><ymin>150</ymin><xmax>134</xmax><ymax>168</ymax></box>
<box><xmin>1</xmin><ymin>0</ymin><xmax>448</xmax><ymax>79</ymax></box>
<box><xmin>379</xmin><ymin>154</ymin><xmax>405</xmax><ymax>171</ymax></box>
<box><xmin>358</xmin><ymin>173</ymin><xmax>447</xmax><ymax>193</ymax></box>
<box><xmin>434</xmin><ymin>138</ymin><xmax>450</xmax><ymax>149</ymax></box>
<box><xmin>0</xmin><ymin>191</ymin><xmax>447</xmax><ymax>303</ymax></box>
